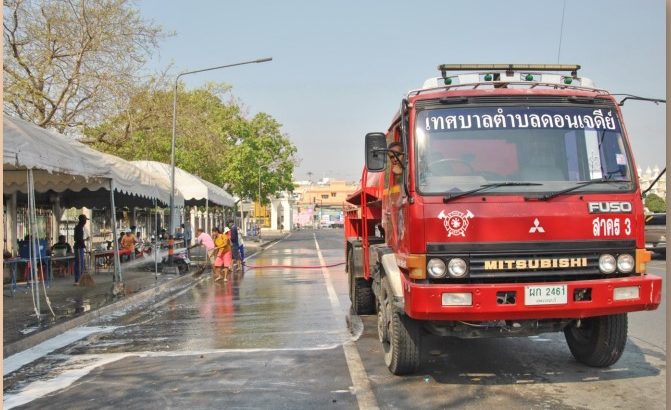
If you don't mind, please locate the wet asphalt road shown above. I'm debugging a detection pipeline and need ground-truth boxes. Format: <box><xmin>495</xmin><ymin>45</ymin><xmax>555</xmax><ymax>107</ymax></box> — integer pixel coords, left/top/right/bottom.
<box><xmin>3</xmin><ymin>229</ymin><xmax>667</xmax><ymax>409</ymax></box>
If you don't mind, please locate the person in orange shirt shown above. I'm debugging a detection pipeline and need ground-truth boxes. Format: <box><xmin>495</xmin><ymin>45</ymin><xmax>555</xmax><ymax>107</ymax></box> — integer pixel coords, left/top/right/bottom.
<box><xmin>120</xmin><ymin>231</ymin><xmax>136</xmax><ymax>261</ymax></box>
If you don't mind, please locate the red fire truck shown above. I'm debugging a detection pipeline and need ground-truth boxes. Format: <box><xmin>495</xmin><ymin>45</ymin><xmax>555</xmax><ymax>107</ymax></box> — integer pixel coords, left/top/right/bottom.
<box><xmin>344</xmin><ymin>64</ymin><xmax>662</xmax><ymax>375</ymax></box>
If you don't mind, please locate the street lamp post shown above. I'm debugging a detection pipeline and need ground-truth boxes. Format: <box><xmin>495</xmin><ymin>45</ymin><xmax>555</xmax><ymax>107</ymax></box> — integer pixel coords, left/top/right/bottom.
<box><xmin>169</xmin><ymin>57</ymin><xmax>272</xmax><ymax>237</ymax></box>
<box><xmin>258</xmin><ymin>168</ymin><xmax>262</xmax><ymax>213</ymax></box>
<box><xmin>257</xmin><ymin>165</ymin><xmax>268</xmax><ymax>233</ymax></box>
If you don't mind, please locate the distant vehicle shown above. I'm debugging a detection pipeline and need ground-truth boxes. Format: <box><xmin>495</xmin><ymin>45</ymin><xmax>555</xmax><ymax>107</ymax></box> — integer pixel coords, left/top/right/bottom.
<box><xmin>645</xmin><ymin>213</ymin><xmax>666</xmax><ymax>257</ymax></box>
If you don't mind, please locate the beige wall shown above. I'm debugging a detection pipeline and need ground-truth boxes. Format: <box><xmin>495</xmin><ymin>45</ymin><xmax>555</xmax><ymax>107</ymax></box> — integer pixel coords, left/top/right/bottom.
<box><xmin>294</xmin><ymin>180</ymin><xmax>358</xmax><ymax>207</ymax></box>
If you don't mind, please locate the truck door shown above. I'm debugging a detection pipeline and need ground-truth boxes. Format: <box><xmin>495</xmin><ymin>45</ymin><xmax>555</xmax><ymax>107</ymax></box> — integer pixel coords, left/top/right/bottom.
<box><xmin>383</xmin><ymin>127</ymin><xmax>407</xmax><ymax>253</ymax></box>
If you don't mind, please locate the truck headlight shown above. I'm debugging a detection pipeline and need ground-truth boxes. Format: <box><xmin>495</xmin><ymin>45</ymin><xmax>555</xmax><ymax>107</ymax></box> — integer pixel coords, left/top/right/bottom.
<box><xmin>617</xmin><ymin>254</ymin><xmax>634</xmax><ymax>273</ymax></box>
<box><xmin>599</xmin><ymin>254</ymin><xmax>616</xmax><ymax>274</ymax></box>
<box><xmin>427</xmin><ymin>258</ymin><xmax>447</xmax><ymax>278</ymax></box>
<box><xmin>448</xmin><ymin>258</ymin><xmax>468</xmax><ymax>278</ymax></box>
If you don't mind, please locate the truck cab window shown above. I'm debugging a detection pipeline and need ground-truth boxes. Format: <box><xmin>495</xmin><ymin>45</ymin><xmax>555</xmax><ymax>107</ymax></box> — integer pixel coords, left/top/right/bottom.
<box><xmin>416</xmin><ymin>106</ymin><xmax>633</xmax><ymax>195</ymax></box>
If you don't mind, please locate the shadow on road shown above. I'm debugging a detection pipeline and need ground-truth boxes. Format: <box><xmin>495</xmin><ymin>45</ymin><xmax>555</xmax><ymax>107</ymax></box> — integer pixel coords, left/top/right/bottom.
<box><xmin>358</xmin><ymin>315</ymin><xmax>660</xmax><ymax>386</ymax></box>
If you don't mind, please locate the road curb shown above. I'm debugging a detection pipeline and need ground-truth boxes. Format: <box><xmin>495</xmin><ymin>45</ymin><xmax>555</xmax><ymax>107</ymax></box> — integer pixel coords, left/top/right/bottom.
<box><xmin>3</xmin><ymin>273</ymin><xmax>198</xmax><ymax>358</ymax></box>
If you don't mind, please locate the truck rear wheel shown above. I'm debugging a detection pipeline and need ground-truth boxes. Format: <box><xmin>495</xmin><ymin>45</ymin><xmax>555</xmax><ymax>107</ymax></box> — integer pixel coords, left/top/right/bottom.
<box><xmin>348</xmin><ymin>247</ymin><xmax>374</xmax><ymax>315</ymax></box>
<box><xmin>564</xmin><ymin>314</ymin><xmax>628</xmax><ymax>367</ymax></box>
<box><xmin>379</xmin><ymin>277</ymin><xmax>421</xmax><ymax>375</ymax></box>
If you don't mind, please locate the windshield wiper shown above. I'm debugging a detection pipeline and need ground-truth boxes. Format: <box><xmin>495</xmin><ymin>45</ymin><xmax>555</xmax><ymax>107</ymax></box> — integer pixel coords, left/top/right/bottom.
<box><xmin>534</xmin><ymin>178</ymin><xmax>631</xmax><ymax>201</ymax></box>
<box><xmin>443</xmin><ymin>182</ymin><xmax>542</xmax><ymax>203</ymax></box>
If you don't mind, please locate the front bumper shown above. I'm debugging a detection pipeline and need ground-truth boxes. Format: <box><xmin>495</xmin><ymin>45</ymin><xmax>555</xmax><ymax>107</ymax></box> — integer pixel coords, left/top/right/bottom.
<box><xmin>403</xmin><ymin>274</ymin><xmax>662</xmax><ymax>321</ymax></box>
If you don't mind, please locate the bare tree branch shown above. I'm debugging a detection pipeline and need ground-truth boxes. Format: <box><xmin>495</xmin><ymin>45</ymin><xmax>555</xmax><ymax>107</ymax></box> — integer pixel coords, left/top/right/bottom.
<box><xmin>3</xmin><ymin>0</ymin><xmax>167</xmax><ymax>132</ymax></box>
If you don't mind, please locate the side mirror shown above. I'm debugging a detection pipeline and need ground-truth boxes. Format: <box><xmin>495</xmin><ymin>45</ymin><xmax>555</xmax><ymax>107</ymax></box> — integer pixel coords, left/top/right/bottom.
<box><xmin>365</xmin><ymin>132</ymin><xmax>387</xmax><ymax>172</ymax></box>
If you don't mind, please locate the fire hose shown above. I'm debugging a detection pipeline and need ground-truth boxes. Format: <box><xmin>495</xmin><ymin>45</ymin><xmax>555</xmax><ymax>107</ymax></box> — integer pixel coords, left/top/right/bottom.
<box><xmin>243</xmin><ymin>261</ymin><xmax>345</xmax><ymax>270</ymax></box>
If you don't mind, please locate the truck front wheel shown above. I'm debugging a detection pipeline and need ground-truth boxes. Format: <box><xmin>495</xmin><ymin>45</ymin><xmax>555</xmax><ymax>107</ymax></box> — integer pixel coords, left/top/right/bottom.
<box><xmin>379</xmin><ymin>277</ymin><xmax>421</xmax><ymax>375</ymax></box>
<box><xmin>564</xmin><ymin>314</ymin><xmax>628</xmax><ymax>367</ymax></box>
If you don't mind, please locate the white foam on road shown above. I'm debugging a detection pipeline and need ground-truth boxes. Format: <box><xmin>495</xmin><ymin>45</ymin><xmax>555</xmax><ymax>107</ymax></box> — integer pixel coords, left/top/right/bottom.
<box><xmin>3</xmin><ymin>326</ymin><xmax>118</xmax><ymax>376</ymax></box>
<box><xmin>3</xmin><ymin>344</ymin><xmax>342</xmax><ymax>409</ymax></box>
<box><xmin>4</xmin><ymin>353</ymin><xmax>128</xmax><ymax>410</ymax></box>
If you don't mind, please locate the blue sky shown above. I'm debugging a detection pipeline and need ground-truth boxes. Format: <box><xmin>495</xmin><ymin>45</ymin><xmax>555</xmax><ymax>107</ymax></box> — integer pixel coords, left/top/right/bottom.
<box><xmin>138</xmin><ymin>0</ymin><xmax>666</xmax><ymax>182</ymax></box>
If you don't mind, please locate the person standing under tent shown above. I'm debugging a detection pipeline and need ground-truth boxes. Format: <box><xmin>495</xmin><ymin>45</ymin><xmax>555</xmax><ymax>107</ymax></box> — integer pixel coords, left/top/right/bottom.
<box><xmin>183</xmin><ymin>223</ymin><xmax>192</xmax><ymax>255</ymax></box>
<box><xmin>120</xmin><ymin>231</ymin><xmax>136</xmax><ymax>261</ymax></box>
<box><xmin>73</xmin><ymin>214</ymin><xmax>88</xmax><ymax>286</ymax></box>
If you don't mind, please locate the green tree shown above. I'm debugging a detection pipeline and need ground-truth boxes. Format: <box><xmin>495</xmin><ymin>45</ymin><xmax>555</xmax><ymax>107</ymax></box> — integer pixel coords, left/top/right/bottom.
<box><xmin>644</xmin><ymin>193</ymin><xmax>666</xmax><ymax>213</ymax></box>
<box><xmin>85</xmin><ymin>80</ymin><xmax>298</xmax><ymax>201</ymax></box>
<box><xmin>3</xmin><ymin>0</ymin><xmax>166</xmax><ymax>132</ymax></box>
<box><xmin>85</xmin><ymin>80</ymin><xmax>238</xmax><ymax>186</ymax></box>
<box><xmin>221</xmin><ymin>112</ymin><xmax>298</xmax><ymax>204</ymax></box>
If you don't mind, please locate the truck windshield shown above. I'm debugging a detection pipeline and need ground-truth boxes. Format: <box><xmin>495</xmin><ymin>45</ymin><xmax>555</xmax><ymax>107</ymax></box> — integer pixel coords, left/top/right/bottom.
<box><xmin>415</xmin><ymin>106</ymin><xmax>634</xmax><ymax>195</ymax></box>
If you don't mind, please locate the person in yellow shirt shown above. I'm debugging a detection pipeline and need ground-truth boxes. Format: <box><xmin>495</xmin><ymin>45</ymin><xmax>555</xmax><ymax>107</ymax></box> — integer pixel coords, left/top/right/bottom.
<box><xmin>212</xmin><ymin>227</ymin><xmax>231</xmax><ymax>282</ymax></box>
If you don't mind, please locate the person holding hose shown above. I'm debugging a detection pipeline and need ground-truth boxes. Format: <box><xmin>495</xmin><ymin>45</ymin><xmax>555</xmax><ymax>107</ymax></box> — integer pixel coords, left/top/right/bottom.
<box><xmin>212</xmin><ymin>227</ymin><xmax>232</xmax><ymax>282</ymax></box>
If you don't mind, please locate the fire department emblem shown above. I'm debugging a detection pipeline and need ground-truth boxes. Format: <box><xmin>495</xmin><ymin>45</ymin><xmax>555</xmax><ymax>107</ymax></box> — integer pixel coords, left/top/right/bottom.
<box><xmin>438</xmin><ymin>209</ymin><xmax>474</xmax><ymax>237</ymax></box>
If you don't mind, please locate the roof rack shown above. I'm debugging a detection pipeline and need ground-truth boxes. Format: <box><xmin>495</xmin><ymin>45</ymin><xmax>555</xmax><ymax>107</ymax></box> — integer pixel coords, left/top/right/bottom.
<box><xmin>438</xmin><ymin>64</ymin><xmax>581</xmax><ymax>78</ymax></box>
<box><xmin>408</xmin><ymin>63</ymin><xmax>607</xmax><ymax>97</ymax></box>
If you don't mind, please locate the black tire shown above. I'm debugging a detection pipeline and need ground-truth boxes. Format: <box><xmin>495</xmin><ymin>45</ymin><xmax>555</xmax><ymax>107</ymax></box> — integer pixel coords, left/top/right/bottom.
<box><xmin>348</xmin><ymin>247</ymin><xmax>375</xmax><ymax>315</ymax></box>
<box><xmin>353</xmin><ymin>278</ymin><xmax>375</xmax><ymax>315</ymax></box>
<box><xmin>379</xmin><ymin>277</ymin><xmax>421</xmax><ymax>375</ymax></box>
<box><xmin>564</xmin><ymin>314</ymin><xmax>628</xmax><ymax>367</ymax></box>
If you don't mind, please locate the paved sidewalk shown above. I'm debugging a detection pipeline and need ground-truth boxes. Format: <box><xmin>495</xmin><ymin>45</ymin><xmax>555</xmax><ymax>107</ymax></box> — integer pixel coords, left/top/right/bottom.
<box><xmin>3</xmin><ymin>233</ymin><xmax>286</xmax><ymax>355</ymax></box>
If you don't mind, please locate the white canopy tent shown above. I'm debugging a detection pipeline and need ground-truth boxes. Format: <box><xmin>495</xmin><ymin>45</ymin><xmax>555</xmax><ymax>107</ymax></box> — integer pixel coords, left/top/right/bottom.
<box><xmin>132</xmin><ymin>161</ymin><xmax>235</xmax><ymax>235</ymax></box>
<box><xmin>131</xmin><ymin>160</ymin><xmax>234</xmax><ymax>207</ymax></box>
<box><xmin>4</xmin><ymin>114</ymin><xmax>182</xmax><ymax>207</ymax></box>
<box><xmin>3</xmin><ymin>114</ymin><xmax>184</xmax><ymax>284</ymax></box>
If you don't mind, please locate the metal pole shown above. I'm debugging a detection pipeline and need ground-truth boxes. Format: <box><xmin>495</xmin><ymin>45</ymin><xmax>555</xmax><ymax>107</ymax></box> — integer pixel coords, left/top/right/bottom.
<box><xmin>109</xmin><ymin>180</ymin><xmax>122</xmax><ymax>283</ymax></box>
<box><xmin>240</xmin><ymin>201</ymin><xmax>244</xmax><ymax>236</ymax></box>
<box><xmin>28</xmin><ymin>170</ymin><xmax>40</xmax><ymax>318</ymax></box>
<box><xmin>169</xmin><ymin>79</ymin><xmax>178</xmax><ymax>238</ymax></box>
<box><xmin>258</xmin><ymin>168</ymin><xmax>261</xmax><ymax>209</ymax></box>
<box><xmin>154</xmin><ymin>200</ymin><xmax>158</xmax><ymax>279</ymax></box>
<box><xmin>205</xmin><ymin>199</ymin><xmax>209</xmax><ymax>233</ymax></box>
<box><xmin>169</xmin><ymin>57</ymin><xmax>272</xmax><ymax>238</ymax></box>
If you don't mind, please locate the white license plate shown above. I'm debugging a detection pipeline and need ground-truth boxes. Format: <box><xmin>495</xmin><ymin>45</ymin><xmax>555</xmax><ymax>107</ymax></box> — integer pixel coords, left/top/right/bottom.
<box><xmin>524</xmin><ymin>284</ymin><xmax>568</xmax><ymax>305</ymax></box>
<box><xmin>184</xmin><ymin>258</ymin><xmax>191</xmax><ymax>264</ymax></box>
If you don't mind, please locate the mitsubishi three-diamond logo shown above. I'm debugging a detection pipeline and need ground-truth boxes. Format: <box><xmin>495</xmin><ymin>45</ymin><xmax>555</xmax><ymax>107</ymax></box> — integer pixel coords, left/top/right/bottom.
<box><xmin>529</xmin><ymin>218</ymin><xmax>545</xmax><ymax>233</ymax></box>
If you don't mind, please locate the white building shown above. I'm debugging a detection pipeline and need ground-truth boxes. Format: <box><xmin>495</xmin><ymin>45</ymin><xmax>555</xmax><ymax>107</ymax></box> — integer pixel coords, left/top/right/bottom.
<box><xmin>638</xmin><ymin>165</ymin><xmax>666</xmax><ymax>199</ymax></box>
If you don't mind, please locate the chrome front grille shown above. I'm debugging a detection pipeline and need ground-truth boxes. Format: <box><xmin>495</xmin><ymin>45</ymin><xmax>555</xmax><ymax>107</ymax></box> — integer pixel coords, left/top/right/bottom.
<box><xmin>426</xmin><ymin>240</ymin><xmax>636</xmax><ymax>283</ymax></box>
